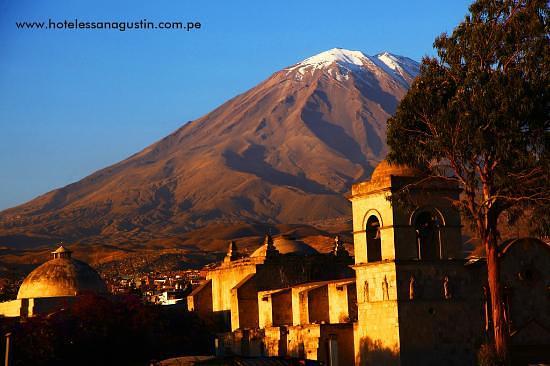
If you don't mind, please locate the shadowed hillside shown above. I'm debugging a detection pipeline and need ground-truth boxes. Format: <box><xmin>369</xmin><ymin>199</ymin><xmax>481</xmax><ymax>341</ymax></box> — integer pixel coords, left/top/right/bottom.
<box><xmin>0</xmin><ymin>49</ymin><xmax>419</xmax><ymax>270</ymax></box>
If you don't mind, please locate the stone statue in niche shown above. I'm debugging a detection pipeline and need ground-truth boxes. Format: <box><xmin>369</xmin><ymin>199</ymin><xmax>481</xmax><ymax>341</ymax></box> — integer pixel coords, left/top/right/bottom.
<box><xmin>409</xmin><ymin>275</ymin><xmax>416</xmax><ymax>300</ymax></box>
<box><xmin>382</xmin><ymin>276</ymin><xmax>389</xmax><ymax>300</ymax></box>
<box><xmin>364</xmin><ymin>280</ymin><xmax>369</xmax><ymax>302</ymax></box>
<box><xmin>443</xmin><ymin>275</ymin><xmax>452</xmax><ymax>299</ymax></box>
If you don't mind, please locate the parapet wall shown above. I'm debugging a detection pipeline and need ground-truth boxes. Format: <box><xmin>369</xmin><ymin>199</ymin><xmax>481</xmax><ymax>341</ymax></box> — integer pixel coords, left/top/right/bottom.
<box><xmin>0</xmin><ymin>299</ymin><xmax>23</xmax><ymax>317</ymax></box>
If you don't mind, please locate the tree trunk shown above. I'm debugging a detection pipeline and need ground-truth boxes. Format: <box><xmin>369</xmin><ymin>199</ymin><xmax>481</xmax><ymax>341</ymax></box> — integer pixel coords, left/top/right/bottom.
<box><xmin>484</xmin><ymin>229</ymin><xmax>509</xmax><ymax>363</ymax></box>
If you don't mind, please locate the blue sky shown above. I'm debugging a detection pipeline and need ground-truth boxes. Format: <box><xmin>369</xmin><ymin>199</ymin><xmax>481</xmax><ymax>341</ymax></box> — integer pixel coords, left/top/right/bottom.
<box><xmin>0</xmin><ymin>0</ymin><xmax>472</xmax><ymax>210</ymax></box>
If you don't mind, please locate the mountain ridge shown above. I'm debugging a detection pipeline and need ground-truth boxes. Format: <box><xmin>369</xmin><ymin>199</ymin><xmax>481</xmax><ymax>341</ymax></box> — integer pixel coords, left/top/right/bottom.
<box><xmin>0</xmin><ymin>48</ymin><xmax>419</xmax><ymax>253</ymax></box>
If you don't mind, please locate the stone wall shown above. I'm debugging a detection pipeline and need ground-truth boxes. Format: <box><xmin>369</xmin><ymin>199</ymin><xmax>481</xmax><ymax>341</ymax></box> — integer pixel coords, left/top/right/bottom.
<box><xmin>271</xmin><ymin>290</ymin><xmax>293</xmax><ymax>326</ymax></box>
<box><xmin>308</xmin><ymin>286</ymin><xmax>329</xmax><ymax>324</ymax></box>
<box><xmin>263</xmin><ymin>326</ymin><xmax>286</xmax><ymax>357</ymax></box>
<box><xmin>353</xmin><ymin>259</ymin><xmax>484</xmax><ymax>365</ymax></box>
<box><xmin>208</xmin><ymin>263</ymin><xmax>257</xmax><ymax>312</ymax></box>
<box><xmin>258</xmin><ymin>289</ymin><xmax>292</xmax><ymax>328</ymax></box>
<box><xmin>0</xmin><ymin>296</ymin><xmax>77</xmax><ymax>318</ymax></box>
<box><xmin>354</xmin><ymin>300</ymin><xmax>400</xmax><ymax>366</ymax></box>
<box><xmin>327</xmin><ymin>280</ymin><xmax>356</xmax><ymax>323</ymax></box>
<box><xmin>230</xmin><ymin>273</ymin><xmax>258</xmax><ymax>331</ymax></box>
<box><xmin>0</xmin><ymin>300</ymin><xmax>23</xmax><ymax>317</ymax></box>
<box><xmin>187</xmin><ymin>279</ymin><xmax>213</xmax><ymax>318</ymax></box>
<box><xmin>398</xmin><ymin>300</ymin><xmax>480</xmax><ymax>365</ymax></box>
<box><xmin>287</xmin><ymin>323</ymin><xmax>354</xmax><ymax>365</ymax></box>
<box><xmin>499</xmin><ymin>238</ymin><xmax>550</xmax><ymax>364</ymax></box>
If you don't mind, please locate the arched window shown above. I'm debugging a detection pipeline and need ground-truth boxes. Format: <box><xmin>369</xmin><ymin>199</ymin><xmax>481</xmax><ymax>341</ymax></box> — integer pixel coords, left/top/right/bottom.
<box><xmin>414</xmin><ymin>211</ymin><xmax>441</xmax><ymax>260</ymax></box>
<box><xmin>366</xmin><ymin>215</ymin><xmax>382</xmax><ymax>262</ymax></box>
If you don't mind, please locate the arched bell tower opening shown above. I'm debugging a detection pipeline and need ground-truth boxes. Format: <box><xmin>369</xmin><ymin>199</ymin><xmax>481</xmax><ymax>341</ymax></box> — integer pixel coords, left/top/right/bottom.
<box><xmin>365</xmin><ymin>215</ymin><xmax>382</xmax><ymax>262</ymax></box>
<box><xmin>413</xmin><ymin>210</ymin><xmax>443</xmax><ymax>260</ymax></box>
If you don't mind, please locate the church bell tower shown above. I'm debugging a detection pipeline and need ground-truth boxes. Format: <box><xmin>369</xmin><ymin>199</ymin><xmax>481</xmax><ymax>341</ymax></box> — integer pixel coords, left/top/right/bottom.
<box><xmin>351</xmin><ymin>160</ymin><xmax>480</xmax><ymax>365</ymax></box>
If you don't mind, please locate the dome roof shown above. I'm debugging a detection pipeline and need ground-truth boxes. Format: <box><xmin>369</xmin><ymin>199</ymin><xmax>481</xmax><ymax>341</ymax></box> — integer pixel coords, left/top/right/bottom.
<box><xmin>17</xmin><ymin>247</ymin><xmax>107</xmax><ymax>299</ymax></box>
<box><xmin>250</xmin><ymin>236</ymin><xmax>318</xmax><ymax>257</ymax></box>
<box><xmin>371</xmin><ymin>160</ymin><xmax>423</xmax><ymax>181</ymax></box>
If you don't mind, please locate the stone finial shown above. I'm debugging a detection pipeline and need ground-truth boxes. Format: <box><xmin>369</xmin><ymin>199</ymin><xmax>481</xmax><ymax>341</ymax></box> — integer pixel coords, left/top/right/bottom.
<box><xmin>382</xmin><ymin>276</ymin><xmax>390</xmax><ymax>300</ymax></box>
<box><xmin>333</xmin><ymin>235</ymin><xmax>349</xmax><ymax>257</ymax></box>
<box><xmin>224</xmin><ymin>241</ymin><xmax>239</xmax><ymax>263</ymax></box>
<box><xmin>264</xmin><ymin>232</ymin><xmax>279</xmax><ymax>257</ymax></box>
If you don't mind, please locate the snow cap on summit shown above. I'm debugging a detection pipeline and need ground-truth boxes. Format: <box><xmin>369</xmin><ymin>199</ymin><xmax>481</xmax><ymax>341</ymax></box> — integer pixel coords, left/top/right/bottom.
<box><xmin>286</xmin><ymin>48</ymin><xmax>420</xmax><ymax>84</ymax></box>
<box><xmin>286</xmin><ymin>48</ymin><xmax>370</xmax><ymax>74</ymax></box>
<box><xmin>374</xmin><ymin>51</ymin><xmax>420</xmax><ymax>80</ymax></box>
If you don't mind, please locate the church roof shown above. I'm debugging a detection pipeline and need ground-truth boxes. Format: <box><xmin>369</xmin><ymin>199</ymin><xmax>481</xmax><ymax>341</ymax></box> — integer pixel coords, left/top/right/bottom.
<box><xmin>499</xmin><ymin>237</ymin><xmax>550</xmax><ymax>256</ymax></box>
<box><xmin>250</xmin><ymin>235</ymin><xmax>318</xmax><ymax>257</ymax></box>
<box><xmin>370</xmin><ymin>159</ymin><xmax>423</xmax><ymax>181</ymax></box>
<box><xmin>17</xmin><ymin>247</ymin><xmax>107</xmax><ymax>299</ymax></box>
<box><xmin>351</xmin><ymin>160</ymin><xmax>425</xmax><ymax>197</ymax></box>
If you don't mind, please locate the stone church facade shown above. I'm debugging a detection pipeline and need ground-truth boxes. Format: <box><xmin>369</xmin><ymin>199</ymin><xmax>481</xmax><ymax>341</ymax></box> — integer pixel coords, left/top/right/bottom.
<box><xmin>188</xmin><ymin>161</ymin><xmax>550</xmax><ymax>365</ymax></box>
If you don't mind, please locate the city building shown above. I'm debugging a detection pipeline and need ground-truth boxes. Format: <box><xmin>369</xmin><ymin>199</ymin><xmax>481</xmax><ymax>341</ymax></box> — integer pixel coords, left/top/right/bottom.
<box><xmin>188</xmin><ymin>160</ymin><xmax>550</xmax><ymax>365</ymax></box>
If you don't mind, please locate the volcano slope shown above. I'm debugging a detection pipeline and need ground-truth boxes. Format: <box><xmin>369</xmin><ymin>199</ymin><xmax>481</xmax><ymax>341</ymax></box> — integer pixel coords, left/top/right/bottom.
<box><xmin>0</xmin><ymin>49</ymin><xmax>419</xmax><ymax>270</ymax></box>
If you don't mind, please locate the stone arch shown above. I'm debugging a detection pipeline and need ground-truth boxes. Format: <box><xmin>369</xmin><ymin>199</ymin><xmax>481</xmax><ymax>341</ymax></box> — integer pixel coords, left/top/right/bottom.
<box><xmin>362</xmin><ymin>209</ymin><xmax>384</xmax><ymax>229</ymax></box>
<box><xmin>410</xmin><ymin>207</ymin><xmax>445</xmax><ymax>260</ymax></box>
<box><xmin>365</xmin><ymin>213</ymin><xmax>382</xmax><ymax>262</ymax></box>
<box><xmin>409</xmin><ymin>206</ymin><xmax>446</xmax><ymax>227</ymax></box>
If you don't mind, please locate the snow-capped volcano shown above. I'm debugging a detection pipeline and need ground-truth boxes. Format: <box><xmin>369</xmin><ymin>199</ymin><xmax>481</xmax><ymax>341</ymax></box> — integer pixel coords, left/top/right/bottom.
<box><xmin>286</xmin><ymin>48</ymin><xmax>419</xmax><ymax>85</ymax></box>
<box><xmin>0</xmin><ymin>48</ymin><xmax>420</xmax><ymax>250</ymax></box>
<box><xmin>286</xmin><ymin>48</ymin><xmax>370</xmax><ymax>72</ymax></box>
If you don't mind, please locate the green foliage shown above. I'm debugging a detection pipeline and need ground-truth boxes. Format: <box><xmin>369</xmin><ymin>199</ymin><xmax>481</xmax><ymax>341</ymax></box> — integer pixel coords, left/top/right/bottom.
<box><xmin>388</xmin><ymin>2</ymin><xmax>549</xmax><ymax>359</ymax></box>
<box><xmin>387</xmin><ymin>0</ymin><xmax>549</xmax><ymax>237</ymax></box>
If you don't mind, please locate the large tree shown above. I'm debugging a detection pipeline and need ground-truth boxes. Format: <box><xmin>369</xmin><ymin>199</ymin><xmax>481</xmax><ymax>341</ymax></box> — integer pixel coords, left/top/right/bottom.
<box><xmin>386</xmin><ymin>0</ymin><xmax>549</xmax><ymax>362</ymax></box>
